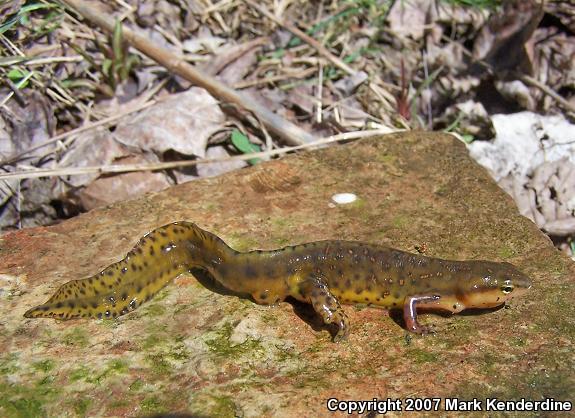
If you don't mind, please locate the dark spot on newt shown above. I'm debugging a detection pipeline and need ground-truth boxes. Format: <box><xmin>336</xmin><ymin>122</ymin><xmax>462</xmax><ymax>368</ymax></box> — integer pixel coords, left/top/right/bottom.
<box><xmin>56</xmin><ymin>302</ymin><xmax>63</xmax><ymax>308</ymax></box>
<box><xmin>453</xmin><ymin>304</ymin><xmax>457</xmax><ymax>309</ymax></box>
<box><xmin>121</xmin><ymin>267</ymin><xmax>128</xmax><ymax>274</ymax></box>
<box><xmin>150</xmin><ymin>247</ymin><xmax>155</xmax><ymax>256</ymax></box>
<box><xmin>244</xmin><ymin>265</ymin><xmax>257</xmax><ymax>278</ymax></box>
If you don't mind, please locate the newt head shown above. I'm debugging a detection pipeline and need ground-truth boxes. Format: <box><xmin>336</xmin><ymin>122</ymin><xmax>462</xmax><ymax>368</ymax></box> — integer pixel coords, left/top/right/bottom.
<box><xmin>456</xmin><ymin>261</ymin><xmax>532</xmax><ymax>310</ymax></box>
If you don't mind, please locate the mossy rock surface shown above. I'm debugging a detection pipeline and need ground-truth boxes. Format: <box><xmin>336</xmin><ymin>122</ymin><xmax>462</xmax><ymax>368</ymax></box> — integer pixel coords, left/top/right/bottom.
<box><xmin>0</xmin><ymin>132</ymin><xmax>573</xmax><ymax>417</ymax></box>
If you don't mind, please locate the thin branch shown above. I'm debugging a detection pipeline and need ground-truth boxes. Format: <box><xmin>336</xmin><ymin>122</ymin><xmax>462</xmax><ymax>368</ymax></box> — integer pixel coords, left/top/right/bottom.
<box><xmin>519</xmin><ymin>74</ymin><xmax>575</xmax><ymax>115</ymax></box>
<box><xmin>59</xmin><ymin>0</ymin><xmax>316</xmax><ymax>146</ymax></box>
<box><xmin>0</xmin><ymin>129</ymin><xmax>400</xmax><ymax>180</ymax></box>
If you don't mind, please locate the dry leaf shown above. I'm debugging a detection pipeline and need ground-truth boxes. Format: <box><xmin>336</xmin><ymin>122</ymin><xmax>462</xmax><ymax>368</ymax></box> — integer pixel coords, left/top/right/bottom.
<box><xmin>58</xmin><ymin>130</ymin><xmax>132</xmax><ymax>187</ymax></box>
<box><xmin>0</xmin><ymin>90</ymin><xmax>56</xmax><ymax>162</ymax></box>
<box><xmin>504</xmin><ymin>158</ymin><xmax>575</xmax><ymax>236</ymax></box>
<box><xmin>182</xmin><ymin>28</ymin><xmax>226</xmax><ymax>54</ymax></box>
<box><xmin>196</xmin><ymin>145</ymin><xmax>248</xmax><ymax>178</ymax></box>
<box><xmin>113</xmin><ymin>88</ymin><xmax>226</xmax><ymax>158</ymax></box>
<box><xmin>387</xmin><ymin>0</ymin><xmax>434</xmax><ymax>40</ymax></box>
<box><xmin>468</xmin><ymin>112</ymin><xmax>575</xmax><ymax>182</ymax></box>
<box><xmin>78</xmin><ymin>155</ymin><xmax>172</xmax><ymax>211</ymax></box>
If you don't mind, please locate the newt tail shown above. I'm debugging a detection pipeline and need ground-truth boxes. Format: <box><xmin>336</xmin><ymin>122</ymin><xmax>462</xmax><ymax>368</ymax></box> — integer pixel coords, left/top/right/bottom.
<box><xmin>24</xmin><ymin>222</ymin><xmax>231</xmax><ymax>319</ymax></box>
<box><xmin>24</xmin><ymin>222</ymin><xmax>532</xmax><ymax>340</ymax></box>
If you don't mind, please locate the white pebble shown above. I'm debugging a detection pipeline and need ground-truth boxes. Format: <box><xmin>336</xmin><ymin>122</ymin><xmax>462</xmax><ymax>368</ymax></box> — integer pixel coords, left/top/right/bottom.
<box><xmin>331</xmin><ymin>193</ymin><xmax>357</xmax><ymax>204</ymax></box>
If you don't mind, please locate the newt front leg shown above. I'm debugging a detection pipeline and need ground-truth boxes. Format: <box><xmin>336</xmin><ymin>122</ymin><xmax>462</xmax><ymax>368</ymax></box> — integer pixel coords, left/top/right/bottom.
<box><xmin>403</xmin><ymin>294</ymin><xmax>440</xmax><ymax>334</ymax></box>
<box><xmin>293</xmin><ymin>274</ymin><xmax>349</xmax><ymax>342</ymax></box>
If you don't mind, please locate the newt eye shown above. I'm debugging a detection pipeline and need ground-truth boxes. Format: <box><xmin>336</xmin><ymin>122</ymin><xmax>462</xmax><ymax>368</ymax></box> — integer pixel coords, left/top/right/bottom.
<box><xmin>501</xmin><ymin>284</ymin><xmax>514</xmax><ymax>294</ymax></box>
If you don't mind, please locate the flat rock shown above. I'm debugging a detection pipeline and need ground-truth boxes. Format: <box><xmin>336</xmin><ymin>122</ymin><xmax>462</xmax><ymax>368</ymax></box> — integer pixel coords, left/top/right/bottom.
<box><xmin>0</xmin><ymin>132</ymin><xmax>573</xmax><ymax>417</ymax></box>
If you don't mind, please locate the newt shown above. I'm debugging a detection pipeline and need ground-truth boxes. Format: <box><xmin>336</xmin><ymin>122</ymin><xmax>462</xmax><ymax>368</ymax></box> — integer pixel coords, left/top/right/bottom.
<box><xmin>24</xmin><ymin>222</ymin><xmax>532</xmax><ymax>341</ymax></box>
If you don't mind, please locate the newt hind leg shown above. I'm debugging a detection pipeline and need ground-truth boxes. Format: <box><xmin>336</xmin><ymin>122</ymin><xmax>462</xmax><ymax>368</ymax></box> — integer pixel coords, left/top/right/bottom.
<box><xmin>295</xmin><ymin>275</ymin><xmax>349</xmax><ymax>342</ymax></box>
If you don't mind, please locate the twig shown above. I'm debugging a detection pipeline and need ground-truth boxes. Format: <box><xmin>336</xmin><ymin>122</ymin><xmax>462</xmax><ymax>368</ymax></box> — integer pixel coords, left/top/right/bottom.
<box><xmin>244</xmin><ymin>0</ymin><xmax>356</xmax><ymax>76</ymax></box>
<box><xmin>0</xmin><ymin>71</ymin><xmax>34</xmax><ymax>107</ymax></box>
<box><xmin>316</xmin><ymin>61</ymin><xmax>323</xmax><ymax>123</ymax></box>
<box><xmin>59</xmin><ymin>0</ymin><xmax>316</xmax><ymax>146</ymax></box>
<box><xmin>3</xmin><ymin>78</ymin><xmax>28</xmax><ymax>107</ymax></box>
<box><xmin>0</xmin><ymin>55</ymin><xmax>83</xmax><ymax>66</ymax></box>
<box><xmin>233</xmin><ymin>67</ymin><xmax>317</xmax><ymax>89</ymax></box>
<box><xmin>0</xmin><ymin>128</ymin><xmax>400</xmax><ymax>180</ymax></box>
<box><xmin>519</xmin><ymin>74</ymin><xmax>575</xmax><ymax>115</ymax></box>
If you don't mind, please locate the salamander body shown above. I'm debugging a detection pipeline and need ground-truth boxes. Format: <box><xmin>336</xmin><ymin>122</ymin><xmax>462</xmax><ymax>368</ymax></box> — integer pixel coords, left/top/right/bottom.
<box><xmin>24</xmin><ymin>222</ymin><xmax>532</xmax><ymax>340</ymax></box>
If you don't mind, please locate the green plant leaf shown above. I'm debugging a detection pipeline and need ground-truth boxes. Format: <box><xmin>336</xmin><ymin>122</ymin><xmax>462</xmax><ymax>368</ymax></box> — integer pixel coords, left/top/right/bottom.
<box><xmin>112</xmin><ymin>19</ymin><xmax>124</xmax><ymax>63</ymax></box>
<box><xmin>7</xmin><ymin>68</ymin><xmax>26</xmax><ymax>81</ymax></box>
<box><xmin>0</xmin><ymin>3</ymin><xmax>57</xmax><ymax>34</ymax></box>
<box><xmin>7</xmin><ymin>69</ymin><xmax>32</xmax><ymax>88</ymax></box>
<box><xmin>102</xmin><ymin>58</ymin><xmax>112</xmax><ymax>77</ymax></box>
<box><xmin>230</xmin><ymin>130</ymin><xmax>261</xmax><ymax>165</ymax></box>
